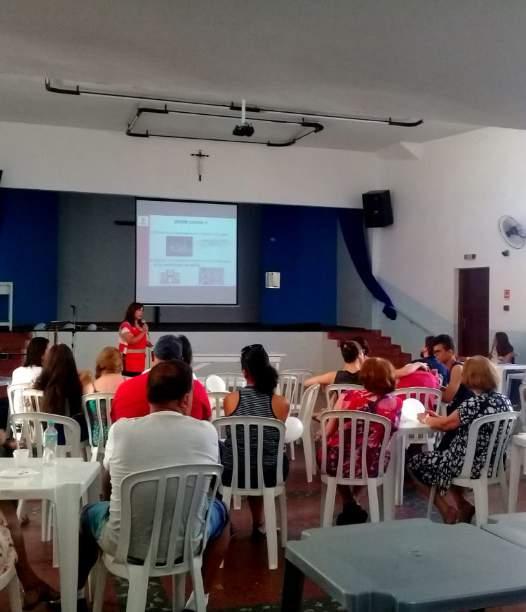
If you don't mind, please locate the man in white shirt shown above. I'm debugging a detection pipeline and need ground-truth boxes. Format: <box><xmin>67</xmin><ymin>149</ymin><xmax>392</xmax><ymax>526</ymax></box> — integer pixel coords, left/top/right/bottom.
<box><xmin>77</xmin><ymin>359</ymin><xmax>229</xmax><ymax>609</ymax></box>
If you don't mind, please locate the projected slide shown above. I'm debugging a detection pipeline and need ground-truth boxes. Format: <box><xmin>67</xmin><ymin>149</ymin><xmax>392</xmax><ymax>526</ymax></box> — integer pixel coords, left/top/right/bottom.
<box><xmin>136</xmin><ymin>200</ymin><xmax>237</xmax><ymax>304</ymax></box>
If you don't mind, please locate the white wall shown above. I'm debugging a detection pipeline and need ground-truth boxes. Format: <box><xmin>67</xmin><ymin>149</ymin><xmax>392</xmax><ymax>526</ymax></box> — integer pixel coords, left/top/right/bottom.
<box><xmin>376</xmin><ymin>127</ymin><xmax>526</xmax><ymax>358</ymax></box>
<box><xmin>0</xmin><ymin>121</ymin><xmax>380</xmax><ymax>207</ymax></box>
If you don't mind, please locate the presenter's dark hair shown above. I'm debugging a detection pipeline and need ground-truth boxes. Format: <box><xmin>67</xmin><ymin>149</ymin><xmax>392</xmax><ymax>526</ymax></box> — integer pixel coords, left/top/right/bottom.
<box><xmin>124</xmin><ymin>302</ymin><xmax>143</xmax><ymax>325</ymax></box>
<box><xmin>147</xmin><ymin>360</ymin><xmax>193</xmax><ymax>404</ymax></box>
<box><xmin>241</xmin><ymin>344</ymin><xmax>279</xmax><ymax>395</ymax></box>
<box><xmin>178</xmin><ymin>335</ymin><xmax>193</xmax><ymax>365</ymax></box>
<box><xmin>340</xmin><ymin>340</ymin><xmax>363</xmax><ymax>363</ymax></box>
<box><xmin>24</xmin><ymin>337</ymin><xmax>49</xmax><ymax>368</ymax></box>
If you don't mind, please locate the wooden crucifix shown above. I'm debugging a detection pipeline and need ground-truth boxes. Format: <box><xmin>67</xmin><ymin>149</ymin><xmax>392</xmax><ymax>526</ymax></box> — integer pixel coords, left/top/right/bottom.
<box><xmin>191</xmin><ymin>149</ymin><xmax>210</xmax><ymax>182</ymax></box>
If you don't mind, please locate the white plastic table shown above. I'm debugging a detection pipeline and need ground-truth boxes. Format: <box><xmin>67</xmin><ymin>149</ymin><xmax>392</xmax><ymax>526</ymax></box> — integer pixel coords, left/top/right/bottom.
<box><xmin>0</xmin><ymin>458</ymin><xmax>101</xmax><ymax>612</ymax></box>
<box><xmin>282</xmin><ymin>519</ymin><xmax>526</xmax><ymax>611</ymax></box>
<box><xmin>193</xmin><ymin>353</ymin><xmax>286</xmax><ymax>372</ymax></box>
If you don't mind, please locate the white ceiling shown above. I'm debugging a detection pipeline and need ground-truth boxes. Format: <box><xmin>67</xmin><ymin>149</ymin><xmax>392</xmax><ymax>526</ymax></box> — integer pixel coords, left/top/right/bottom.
<box><xmin>2</xmin><ymin>0</ymin><xmax>526</xmax><ymax>151</ymax></box>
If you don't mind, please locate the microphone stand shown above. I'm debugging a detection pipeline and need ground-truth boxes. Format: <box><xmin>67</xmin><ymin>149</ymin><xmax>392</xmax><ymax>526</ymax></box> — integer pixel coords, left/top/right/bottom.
<box><xmin>70</xmin><ymin>305</ymin><xmax>77</xmax><ymax>356</ymax></box>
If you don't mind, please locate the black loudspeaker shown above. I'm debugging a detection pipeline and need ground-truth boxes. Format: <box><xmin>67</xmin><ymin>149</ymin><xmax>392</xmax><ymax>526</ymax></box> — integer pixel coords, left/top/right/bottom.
<box><xmin>362</xmin><ymin>190</ymin><xmax>393</xmax><ymax>227</ymax></box>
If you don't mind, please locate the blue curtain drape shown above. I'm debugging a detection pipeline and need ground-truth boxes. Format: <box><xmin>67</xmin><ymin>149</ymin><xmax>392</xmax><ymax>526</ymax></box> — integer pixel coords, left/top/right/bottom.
<box><xmin>338</xmin><ymin>208</ymin><xmax>397</xmax><ymax>320</ymax></box>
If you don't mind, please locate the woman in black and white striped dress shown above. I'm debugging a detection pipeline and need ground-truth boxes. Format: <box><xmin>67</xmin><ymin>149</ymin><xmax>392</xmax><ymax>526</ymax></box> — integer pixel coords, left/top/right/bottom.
<box><xmin>222</xmin><ymin>344</ymin><xmax>289</xmax><ymax>536</ymax></box>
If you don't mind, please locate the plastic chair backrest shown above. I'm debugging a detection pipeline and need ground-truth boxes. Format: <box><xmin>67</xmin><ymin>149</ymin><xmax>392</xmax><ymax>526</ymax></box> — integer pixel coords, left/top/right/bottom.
<box><xmin>458</xmin><ymin>411</ymin><xmax>518</xmax><ymax>480</ymax></box>
<box><xmin>393</xmin><ymin>386</ymin><xmax>443</xmax><ymax>413</ymax></box>
<box><xmin>212</xmin><ymin>372</ymin><xmax>246</xmax><ymax>392</ymax></box>
<box><xmin>9</xmin><ymin>412</ymin><xmax>81</xmax><ymax>458</ymax></box>
<box><xmin>208</xmin><ymin>391</ymin><xmax>228</xmax><ymax>420</ymax></box>
<box><xmin>114</xmin><ymin>464</ymin><xmax>222</xmax><ymax>570</ymax></box>
<box><xmin>281</xmin><ymin>369</ymin><xmax>313</xmax><ymax>404</ymax></box>
<box><xmin>325</xmin><ymin>384</ymin><xmax>363</xmax><ymax>410</ymax></box>
<box><xmin>21</xmin><ymin>389</ymin><xmax>44</xmax><ymax>412</ymax></box>
<box><xmin>213</xmin><ymin>416</ymin><xmax>285</xmax><ymax>490</ymax></box>
<box><xmin>320</xmin><ymin>410</ymin><xmax>392</xmax><ymax>482</ymax></box>
<box><xmin>7</xmin><ymin>383</ymin><xmax>31</xmax><ymax>415</ymax></box>
<box><xmin>298</xmin><ymin>384</ymin><xmax>320</xmax><ymax>436</ymax></box>
<box><xmin>278</xmin><ymin>374</ymin><xmax>300</xmax><ymax>405</ymax></box>
<box><xmin>82</xmin><ymin>392</ymin><xmax>114</xmax><ymax>450</ymax></box>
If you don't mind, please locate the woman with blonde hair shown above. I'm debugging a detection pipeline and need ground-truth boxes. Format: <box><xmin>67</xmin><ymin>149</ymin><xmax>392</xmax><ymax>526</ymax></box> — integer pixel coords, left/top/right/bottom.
<box><xmin>83</xmin><ymin>346</ymin><xmax>125</xmax><ymax>394</ymax></box>
<box><xmin>409</xmin><ymin>356</ymin><xmax>512</xmax><ymax>524</ymax></box>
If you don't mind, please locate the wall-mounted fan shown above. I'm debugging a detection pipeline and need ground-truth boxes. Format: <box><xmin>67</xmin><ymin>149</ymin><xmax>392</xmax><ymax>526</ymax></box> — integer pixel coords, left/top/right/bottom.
<box><xmin>498</xmin><ymin>215</ymin><xmax>526</xmax><ymax>249</ymax></box>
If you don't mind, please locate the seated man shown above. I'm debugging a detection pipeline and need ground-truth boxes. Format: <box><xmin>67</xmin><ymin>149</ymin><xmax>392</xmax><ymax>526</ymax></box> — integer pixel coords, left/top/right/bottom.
<box><xmin>432</xmin><ymin>334</ymin><xmax>469</xmax><ymax>404</ymax></box>
<box><xmin>112</xmin><ymin>334</ymin><xmax>211</xmax><ymax>422</ymax></box>
<box><xmin>416</xmin><ymin>335</ymin><xmax>449</xmax><ymax>385</ymax></box>
<box><xmin>77</xmin><ymin>360</ymin><xmax>229</xmax><ymax>610</ymax></box>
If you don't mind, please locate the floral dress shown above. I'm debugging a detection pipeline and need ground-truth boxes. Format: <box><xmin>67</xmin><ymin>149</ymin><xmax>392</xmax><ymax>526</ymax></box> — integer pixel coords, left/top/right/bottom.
<box><xmin>318</xmin><ymin>390</ymin><xmax>402</xmax><ymax>478</ymax></box>
<box><xmin>408</xmin><ymin>391</ymin><xmax>512</xmax><ymax>495</ymax></box>
<box><xmin>0</xmin><ymin>510</ymin><xmax>16</xmax><ymax>577</ymax></box>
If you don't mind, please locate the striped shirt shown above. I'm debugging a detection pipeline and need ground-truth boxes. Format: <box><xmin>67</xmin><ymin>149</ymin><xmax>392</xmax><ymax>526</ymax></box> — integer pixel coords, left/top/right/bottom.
<box><xmin>222</xmin><ymin>386</ymin><xmax>280</xmax><ymax>470</ymax></box>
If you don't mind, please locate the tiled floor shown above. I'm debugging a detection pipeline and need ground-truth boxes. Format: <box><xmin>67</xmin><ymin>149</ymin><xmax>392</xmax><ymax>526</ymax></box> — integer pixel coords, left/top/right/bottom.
<box><xmin>2</xmin><ymin>449</ymin><xmax>526</xmax><ymax>611</ymax></box>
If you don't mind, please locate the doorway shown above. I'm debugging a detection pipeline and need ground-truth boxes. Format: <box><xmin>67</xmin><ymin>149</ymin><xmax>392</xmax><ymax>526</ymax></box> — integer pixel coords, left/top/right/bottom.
<box><xmin>457</xmin><ymin>267</ymin><xmax>490</xmax><ymax>357</ymax></box>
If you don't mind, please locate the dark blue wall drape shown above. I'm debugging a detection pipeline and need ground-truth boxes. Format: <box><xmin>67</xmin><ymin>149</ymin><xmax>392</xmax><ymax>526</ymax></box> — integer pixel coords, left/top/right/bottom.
<box><xmin>338</xmin><ymin>208</ymin><xmax>397</xmax><ymax>320</ymax></box>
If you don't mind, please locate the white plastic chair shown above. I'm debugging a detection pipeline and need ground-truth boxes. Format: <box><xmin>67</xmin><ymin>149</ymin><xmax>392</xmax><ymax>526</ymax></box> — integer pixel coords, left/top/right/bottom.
<box><xmin>319</xmin><ymin>410</ymin><xmax>394</xmax><ymax>527</ymax></box>
<box><xmin>427</xmin><ymin>411</ymin><xmax>518</xmax><ymax>526</ymax></box>
<box><xmin>211</xmin><ymin>373</ymin><xmax>246</xmax><ymax>392</ymax></box>
<box><xmin>518</xmin><ymin>384</ymin><xmax>526</xmax><ymax>432</ymax></box>
<box><xmin>82</xmin><ymin>393</ymin><xmax>114</xmax><ymax>462</ymax></box>
<box><xmin>278</xmin><ymin>375</ymin><xmax>300</xmax><ymax>459</ymax></box>
<box><xmin>0</xmin><ymin>561</ymin><xmax>23</xmax><ymax>612</ymax></box>
<box><xmin>205</xmin><ymin>375</ymin><xmax>227</xmax><ymax>393</ymax></box>
<box><xmin>92</xmin><ymin>464</ymin><xmax>223</xmax><ymax>612</ymax></box>
<box><xmin>296</xmin><ymin>384</ymin><xmax>321</xmax><ymax>483</ymax></box>
<box><xmin>6</xmin><ymin>383</ymin><xmax>31</xmax><ymax>415</ymax></box>
<box><xmin>208</xmin><ymin>391</ymin><xmax>228</xmax><ymax>421</ymax></box>
<box><xmin>392</xmin><ymin>387</ymin><xmax>443</xmax><ymax>504</ymax></box>
<box><xmin>214</xmin><ymin>416</ymin><xmax>287</xmax><ymax>570</ymax></box>
<box><xmin>325</xmin><ymin>384</ymin><xmax>363</xmax><ymax>410</ymax></box>
<box><xmin>21</xmin><ymin>389</ymin><xmax>44</xmax><ymax>412</ymax></box>
<box><xmin>280</xmin><ymin>369</ymin><xmax>313</xmax><ymax>414</ymax></box>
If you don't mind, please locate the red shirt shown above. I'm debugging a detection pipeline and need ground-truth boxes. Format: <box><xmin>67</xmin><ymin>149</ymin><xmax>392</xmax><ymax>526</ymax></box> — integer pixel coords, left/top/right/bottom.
<box><xmin>111</xmin><ymin>373</ymin><xmax>211</xmax><ymax>422</ymax></box>
<box><xmin>118</xmin><ymin>321</ymin><xmax>148</xmax><ymax>373</ymax></box>
<box><xmin>396</xmin><ymin>371</ymin><xmax>440</xmax><ymax>410</ymax></box>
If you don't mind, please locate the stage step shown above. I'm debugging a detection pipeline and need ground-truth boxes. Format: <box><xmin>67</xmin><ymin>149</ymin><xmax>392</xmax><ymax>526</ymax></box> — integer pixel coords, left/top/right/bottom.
<box><xmin>328</xmin><ymin>328</ymin><xmax>412</xmax><ymax>368</ymax></box>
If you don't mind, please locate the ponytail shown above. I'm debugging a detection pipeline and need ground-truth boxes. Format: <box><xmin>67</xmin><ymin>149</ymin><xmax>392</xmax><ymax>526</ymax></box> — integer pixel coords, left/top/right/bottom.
<box><xmin>241</xmin><ymin>344</ymin><xmax>279</xmax><ymax>395</ymax></box>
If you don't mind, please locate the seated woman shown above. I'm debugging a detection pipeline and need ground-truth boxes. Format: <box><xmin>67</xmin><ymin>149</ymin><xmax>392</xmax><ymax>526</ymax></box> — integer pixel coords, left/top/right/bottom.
<box><xmin>34</xmin><ymin>343</ymin><xmax>87</xmax><ymax>442</ymax></box>
<box><xmin>178</xmin><ymin>335</ymin><xmax>212</xmax><ymax>421</ymax></box>
<box><xmin>408</xmin><ymin>356</ymin><xmax>512</xmax><ymax>524</ymax></box>
<box><xmin>305</xmin><ymin>340</ymin><xmax>365</xmax><ymax>387</ymax></box>
<box><xmin>490</xmin><ymin>332</ymin><xmax>515</xmax><ymax>364</ymax></box>
<box><xmin>222</xmin><ymin>344</ymin><xmax>289</xmax><ymax>536</ymax></box>
<box><xmin>318</xmin><ymin>357</ymin><xmax>402</xmax><ymax>524</ymax></box>
<box><xmin>11</xmin><ymin>337</ymin><xmax>49</xmax><ymax>386</ymax></box>
<box><xmin>80</xmin><ymin>347</ymin><xmax>125</xmax><ymax>447</ymax></box>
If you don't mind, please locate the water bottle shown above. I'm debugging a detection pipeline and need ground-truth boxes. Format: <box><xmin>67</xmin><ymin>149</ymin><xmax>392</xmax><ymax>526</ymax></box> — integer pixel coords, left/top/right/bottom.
<box><xmin>43</xmin><ymin>421</ymin><xmax>58</xmax><ymax>466</ymax></box>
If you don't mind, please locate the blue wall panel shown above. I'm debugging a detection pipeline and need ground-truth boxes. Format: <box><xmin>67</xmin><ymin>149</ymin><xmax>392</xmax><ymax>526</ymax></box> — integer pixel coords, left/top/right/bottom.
<box><xmin>260</xmin><ymin>205</ymin><xmax>337</xmax><ymax>325</ymax></box>
<box><xmin>0</xmin><ymin>189</ymin><xmax>58</xmax><ymax>325</ymax></box>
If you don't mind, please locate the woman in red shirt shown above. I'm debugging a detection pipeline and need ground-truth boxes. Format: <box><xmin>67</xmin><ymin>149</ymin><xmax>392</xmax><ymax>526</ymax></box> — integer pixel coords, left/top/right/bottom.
<box><xmin>118</xmin><ymin>302</ymin><xmax>151</xmax><ymax>377</ymax></box>
<box><xmin>318</xmin><ymin>357</ymin><xmax>402</xmax><ymax>524</ymax></box>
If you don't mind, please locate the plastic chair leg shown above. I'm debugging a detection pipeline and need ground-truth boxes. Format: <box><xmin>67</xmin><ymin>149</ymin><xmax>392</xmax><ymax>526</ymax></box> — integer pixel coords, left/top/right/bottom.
<box><xmin>367</xmin><ymin>479</ymin><xmax>380</xmax><ymax>523</ymax></box>
<box><xmin>190</xmin><ymin>558</ymin><xmax>207</xmax><ymax>612</ymax></box>
<box><xmin>426</xmin><ymin>486</ymin><xmax>436</xmax><ymax>519</ymax></box>
<box><xmin>7</xmin><ymin>573</ymin><xmax>23</xmax><ymax>612</ymax></box>
<box><xmin>303</xmin><ymin>435</ymin><xmax>313</xmax><ymax>483</ymax></box>
<box><xmin>289</xmin><ymin>441</ymin><xmax>296</xmax><ymax>461</ymax></box>
<box><xmin>91</xmin><ymin>561</ymin><xmax>108</xmax><ymax>612</ymax></box>
<box><xmin>172</xmin><ymin>572</ymin><xmax>186</xmax><ymax>612</ymax></box>
<box><xmin>499</xmin><ymin>469</ymin><xmax>509</xmax><ymax>511</ymax></box>
<box><xmin>222</xmin><ymin>488</ymin><xmax>232</xmax><ymax>511</ymax></box>
<box><xmin>263</xmin><ymin>491</ymin><xmax>279</xmax><ymax>569</ymax></box>
<box><xmin>508</xmin><ymin>442</ymin><xmax>522</xmax><ymax>512</ymax></box>
<box><xmin>472</xmin><ymin>481</ymin><xmax>489</xmax><ymax>527</ymax></box>
<box><xmin>233</xmin><ymin>495</ymin><xmax>242</xmax><ymax>510</ymax></box>
<box><xmin>278</xmin><ymin>492</ymin><xmax>288</xmax><ymax>546</ymax></box>
<box><xmin>321</xmin><ymin>479</ymin><xmax>337</xmax><ymax>527</ymax></box>
<box><xmin>125</xmin><ymin>565</ymin><xmax>150</xmax><ymax>612</ymax></box>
